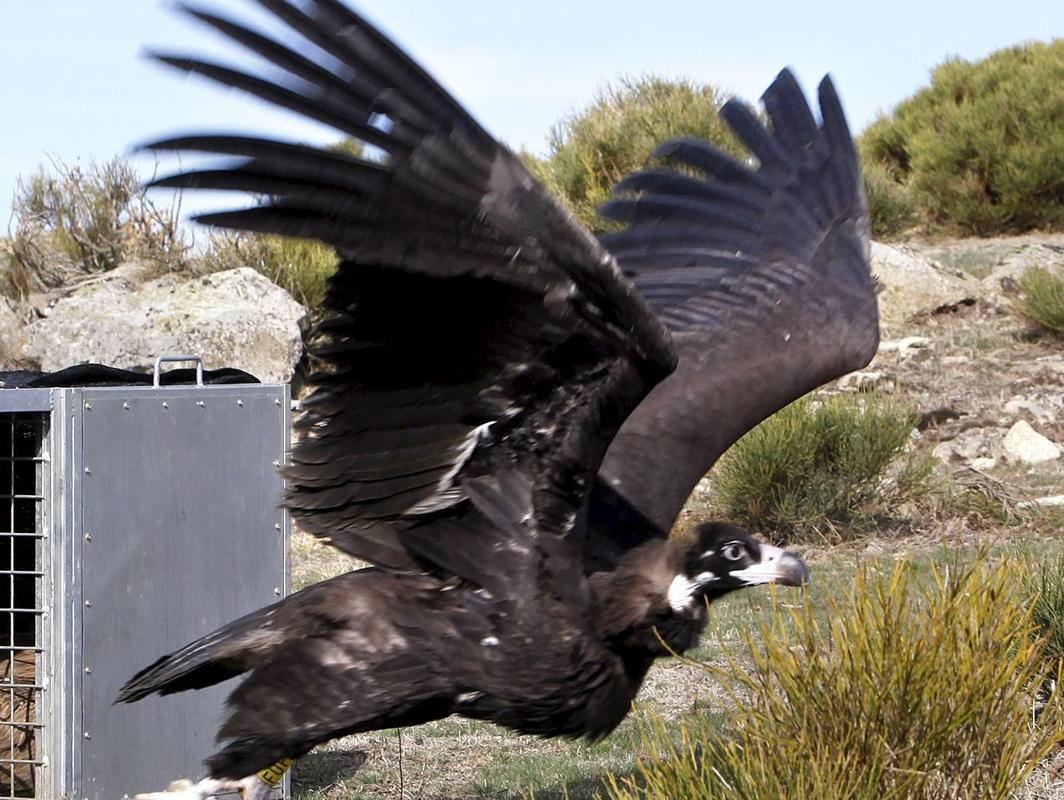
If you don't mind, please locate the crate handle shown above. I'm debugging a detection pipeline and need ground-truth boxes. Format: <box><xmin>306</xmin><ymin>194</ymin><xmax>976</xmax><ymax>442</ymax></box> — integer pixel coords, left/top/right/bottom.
<box><xmin>153</xmin><ymin>355</ymin><xmax>204</xmax><ymax>387</ymax></box>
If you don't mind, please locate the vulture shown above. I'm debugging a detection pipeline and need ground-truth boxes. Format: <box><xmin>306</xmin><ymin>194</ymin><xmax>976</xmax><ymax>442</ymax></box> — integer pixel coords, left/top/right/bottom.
<box><xmin>117</xmin><ymin>1</ymin><xmax>879</xmax><ymax>798</ymax></box>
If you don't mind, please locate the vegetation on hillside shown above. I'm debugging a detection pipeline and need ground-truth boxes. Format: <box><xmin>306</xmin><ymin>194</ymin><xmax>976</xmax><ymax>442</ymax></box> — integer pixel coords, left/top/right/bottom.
<box><xmin>1</xmin><ymin>158</ymin><xmax>185</xmax><ymax>300</ymax></box>
<box><xmin>8</xmin><ymin>47</ymin><xmax>1063</xmax><ymax>308</ymax></box>
<box><xmin>859</xmin><ymin>39</ymin><xmax>1064</xmax><ymax>236</ymax></box>
<box><xmin>533</xmin><ymin>76</ymin><xmax>745</xmax><ymax>232</ymax></box>
<box><xmin>861</xmin><ymin>161</ymin><xmax>919</xmax><ymax>239</ymax></box>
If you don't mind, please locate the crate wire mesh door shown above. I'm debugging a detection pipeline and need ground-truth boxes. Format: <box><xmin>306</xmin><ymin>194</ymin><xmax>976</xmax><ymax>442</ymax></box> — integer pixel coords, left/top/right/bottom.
<box><xmin>0</xmin><ymin>415</ymin><xmax>47</xmax><ymax>799</ymax></box>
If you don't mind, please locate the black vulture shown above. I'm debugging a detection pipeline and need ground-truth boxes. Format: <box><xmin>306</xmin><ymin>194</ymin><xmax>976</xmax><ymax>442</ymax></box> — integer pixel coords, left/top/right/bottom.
<box><xmin>117</xmin><ymin>1</ymin><xmax>878</xmax><ymax>797</ymax></box>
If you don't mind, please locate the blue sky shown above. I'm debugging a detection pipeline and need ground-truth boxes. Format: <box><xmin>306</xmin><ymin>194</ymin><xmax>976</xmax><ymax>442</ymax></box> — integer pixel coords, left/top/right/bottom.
<box><xmin>1</xmin><ymin>0</ymin><xmax>1061</xmax><ymax>223</ymax></box>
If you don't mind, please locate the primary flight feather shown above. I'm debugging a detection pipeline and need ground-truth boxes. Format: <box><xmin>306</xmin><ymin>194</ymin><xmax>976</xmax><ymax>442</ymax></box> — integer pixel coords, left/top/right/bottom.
<box><xmin>116</xmin><ymin>2</ymin><xmax>877</xmax><ymax>797</ymax></box>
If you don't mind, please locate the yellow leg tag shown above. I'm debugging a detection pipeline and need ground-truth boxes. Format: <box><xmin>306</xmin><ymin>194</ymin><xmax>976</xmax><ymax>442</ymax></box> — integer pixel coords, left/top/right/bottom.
<box><xmin>255</xmin><ymin>757</ymin><xmax>295</xmax><ymax>787</ymax></box>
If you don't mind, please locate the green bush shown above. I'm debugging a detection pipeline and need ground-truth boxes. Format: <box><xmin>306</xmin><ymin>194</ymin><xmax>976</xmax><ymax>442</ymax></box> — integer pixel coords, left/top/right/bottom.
<box><xmin>608</xmin><ymin>558</ymin><xmax>1062</xmax><ymax>800</ymax></box>
<box><xmin>859</xmin><ymin>40</ymin><xmax>1064</xmax><ymax>235</ymax></box>
<box><xmin>537</xmin><ymin>76</ymin><xmax>745</xmax><ymax>231</ymax></box>
<box><xmin>1015</xmin><ymin>266</ymin><xmax>1064</xmax><ymax>335</ymax></box>
<box><xmin>3</xmin><ymin>158</ymin><xmax>185</xmax><ymax>298</ymax></box>
<box><xmin>711</xmin><ymin>395</ymin><xmax>933</xmax><ymax>542</ymax></box>
<box><xmin>199</xmin><ymin>233</ymin><xmax>338</xmax><ymax>308</ymax></box>
<box><xmin>861</xmin><ymin>161</ymin><xmax>918</xmax><ymax>239</ymax></box>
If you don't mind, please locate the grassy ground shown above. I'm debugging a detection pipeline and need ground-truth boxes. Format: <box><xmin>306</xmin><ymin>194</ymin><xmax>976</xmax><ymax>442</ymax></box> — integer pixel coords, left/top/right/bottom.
<box><xmin>287</xmin><ymin>511</ymin><xmax>1064</xmax><ymax>800</ymax></box>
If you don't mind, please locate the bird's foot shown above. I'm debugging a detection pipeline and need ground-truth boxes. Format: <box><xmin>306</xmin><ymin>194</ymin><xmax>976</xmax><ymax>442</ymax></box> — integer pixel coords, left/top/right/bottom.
<box><xmin>134</xmin><ymin>774</ymin><xmax>272</xmax><ymax>800</ymax></box>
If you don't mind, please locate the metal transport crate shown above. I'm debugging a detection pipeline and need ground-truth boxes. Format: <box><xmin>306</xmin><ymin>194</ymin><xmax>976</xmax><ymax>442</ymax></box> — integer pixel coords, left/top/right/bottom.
<box><xmin>0</xmin><ymin>358</ymin><xmax>290</xmax><ymax>799</ymax></box>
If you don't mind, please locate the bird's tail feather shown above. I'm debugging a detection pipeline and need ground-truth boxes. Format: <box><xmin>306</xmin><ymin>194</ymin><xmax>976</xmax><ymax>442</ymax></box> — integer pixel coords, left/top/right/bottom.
<box><xmin>115</xmin><ymin>604</ymin><xmax>280</xmax><ymax>703</ymax></box>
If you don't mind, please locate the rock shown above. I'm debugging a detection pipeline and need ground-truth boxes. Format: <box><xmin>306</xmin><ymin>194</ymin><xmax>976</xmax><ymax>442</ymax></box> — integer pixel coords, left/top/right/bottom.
<box><xmin>1036</xmin><ymin>358</ymin><xmax>1064</xmax><ymax>378</ymax></box>
<box><xmin>978</xmin><ymin>241</ymin><xmax>1064</xmax><ymax>300</ymax></box>
<box><xmin>870</xmin><ymin>242</ymin><xmax>976</xmax><ymax>327</ymax></box>
<box><xmin>1000</xmin><ymin>420</ymin><xmax>1060</xmax><ymax>465</ymax></box>
<box><xmin>932</xmin><ymin>427</ymin><xmax>1003</xmax><ymax>464</ymax></box>
<box><xmin>931</xmin><ymin>442</ymin><xmax>954</xmax><ymax>463</ymax></box>
<box><xmin>23</xmin><ymin>267</ymin><xmax>306</xmax><ymax>384</ymax></box>
<box><xmin>879</xmin><ymin>335</ymin><xmax>933</xmax><ymax>357</ymax></box>
<box><xmin>969</xmin><ymin>457</ymin><xmax>997</xmax><ymax>472</ymax></box>
<box><xmin>1003</xmin><ymin>397</ymin><xmax>1054</xmax><ymax>424</ymax></box>
<box><xmin>838</xmin><ymin>370</ymin><xmax>895</xmax><ymax>393</ymax></box>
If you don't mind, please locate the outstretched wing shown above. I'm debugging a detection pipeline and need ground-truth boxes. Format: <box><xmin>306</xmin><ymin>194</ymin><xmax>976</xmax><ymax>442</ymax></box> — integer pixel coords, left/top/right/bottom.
<box><xmin>585</xmin><ymin>70</ymin><xmax>878</xmax><ymax>568</ymax></box>
<box><xmin>143</xmin><ymin>0</ymin><xmax>675</xmax><ymax>585</ymax></box>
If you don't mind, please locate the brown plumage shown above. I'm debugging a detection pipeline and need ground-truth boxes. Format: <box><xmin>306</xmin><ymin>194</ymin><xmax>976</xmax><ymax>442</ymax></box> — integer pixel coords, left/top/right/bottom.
<box><xmin>116</xmin><ymin>0</ymin><xmax>876</xmax><ymax>789</ymax></box>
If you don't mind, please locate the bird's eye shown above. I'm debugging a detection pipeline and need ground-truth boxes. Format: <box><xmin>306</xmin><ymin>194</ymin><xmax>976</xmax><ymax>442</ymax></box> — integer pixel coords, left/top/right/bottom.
<box><xmin>721</xmin><ymin>542</ymin><xmax>745</xmax><ymax>562</ymax></box>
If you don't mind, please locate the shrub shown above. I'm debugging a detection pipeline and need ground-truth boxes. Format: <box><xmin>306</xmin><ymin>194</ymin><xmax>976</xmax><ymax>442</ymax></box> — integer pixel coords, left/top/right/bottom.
<box><xmin>199</xmin><ymin>233</ymin><xmax>338</xmax><ymax>309</ymax></box>
<box><xmin>861</xmin><ymin>161</ymin><xmax>918</xmax><ymax>239</ymax></box>
<box><xmin>858</xmin><ymin>40</ymin><xmax>1064</xmax><ymax>235</ymax></box>
<box><xmin>538</xmin><ymin>76</ymin><xmax>745</xmax><ymax>231</ymax></box>
<box><xmin>1028</xmin><ymin>552</ymin><xmax>1064</xmax><ymax>670</ymax></box>
<box><xmin>4</xmin><ymin>158</ymin><xmax>185</xmax><ymax>298</ymax></box>
<box><xmin>608</xmin><ymin>558</ymin><xmax>1062</xmax><ymax>800</ymax></box>
<box><xmin>710</xmin><ymin>395</ymin><xmax>933</xmax><ymax>542</ymax></box>
<box><xmin>1015</xmin><ymin>266</ymin><xmax>1064</xmax><ymax>336</ymax></box>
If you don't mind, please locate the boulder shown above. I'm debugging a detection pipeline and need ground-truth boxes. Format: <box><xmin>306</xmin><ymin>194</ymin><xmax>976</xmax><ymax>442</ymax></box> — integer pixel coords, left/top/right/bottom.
<box><xmin>23</xmin><ymin>267</ymin><xmax>306</xmax><ymax>384</ymax></box>
<box><xmin>1000</xmin><ymin>420</ymin><xmax>1060</xmax><ymax>465</ymax></box>
<box><xmin>1003</xmin><ymin>397</ymin><xmax>1054</xmax><ymax>424</ymax></box>
<box><xmin>978</xmin><ymin>239</ymin><xmax>1064</xmax><ymax>300</ymax></box>
<box><xmin>870</xmin><ymin>242</ymin><xmax>976</xmax><ymax>327</ymax></box>
<box><xmin>932</xmin><ymin>427</ymin><xmax>1003</xmax><ymax>465</ymax></box>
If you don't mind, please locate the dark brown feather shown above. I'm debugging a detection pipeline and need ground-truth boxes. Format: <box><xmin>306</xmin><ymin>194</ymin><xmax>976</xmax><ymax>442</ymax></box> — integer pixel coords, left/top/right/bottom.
<box><xmin>118</xmin><ymin>0</ymin><xmax>869</xmax><ymax>781</ymax></box>
<box><xmin>586</xmin><ymin>70</ymin><xmax>878</xmax><ymax>567</ymax></box>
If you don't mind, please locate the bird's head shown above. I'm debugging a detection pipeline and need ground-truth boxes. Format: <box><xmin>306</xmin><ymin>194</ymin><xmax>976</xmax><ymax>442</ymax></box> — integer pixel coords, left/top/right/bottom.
<box><xmin>668</xmin><ymin>522</ymin><xmax>809</xmax><ymax>613</ymax></box>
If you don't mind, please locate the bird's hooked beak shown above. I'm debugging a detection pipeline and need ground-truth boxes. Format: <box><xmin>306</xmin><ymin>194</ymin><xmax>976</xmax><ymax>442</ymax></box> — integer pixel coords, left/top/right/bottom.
<box><xmin>729</xmin><ymin>543</ymin><xmax>809</xmax><ymax>587</ymax></box>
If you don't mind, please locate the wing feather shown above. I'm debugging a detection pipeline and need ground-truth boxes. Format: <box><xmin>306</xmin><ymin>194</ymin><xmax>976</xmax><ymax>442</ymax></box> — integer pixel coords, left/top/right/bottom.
<box><xmin>146</xmin><ymin>1</ymin><xmax>675</xmax><ymax>580</ymax></box>
<box><xmin>586</xmin><ymin>70</ymin><xmax>878</xmax><ymax>569</ymax></box>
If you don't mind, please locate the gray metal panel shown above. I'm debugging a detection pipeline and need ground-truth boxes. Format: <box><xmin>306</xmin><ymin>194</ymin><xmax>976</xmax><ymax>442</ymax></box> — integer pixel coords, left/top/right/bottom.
<box><xmin>49</xmin><ymin>390</ymin><xmax>79</xmax><ymax>800</ymax></box>
<box><xmin>77</xmin><ymin>385</ymin><xmax>288</xmax><ymax>800</ymax></box>
<box><xmin>0</xmin><ymin>391</ymin><xmax>52</xmax><ymax>415</ymax></box>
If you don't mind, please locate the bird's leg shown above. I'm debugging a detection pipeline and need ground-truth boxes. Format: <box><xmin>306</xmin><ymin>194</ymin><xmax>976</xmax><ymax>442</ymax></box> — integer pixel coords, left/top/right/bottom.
<box><xmin>134</xmin><ymin>777</ymin><xmax>243</xmax><ymax>800</ymax></box>
<box><xmin>134</xmin><ymin>758</ymin><xmax>294</xmax><ymax>800</ymax></box>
